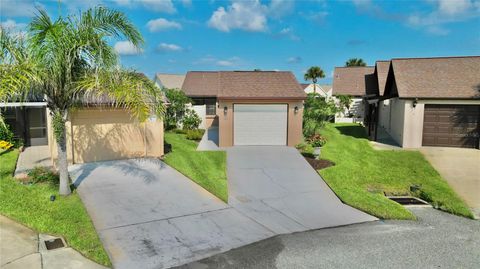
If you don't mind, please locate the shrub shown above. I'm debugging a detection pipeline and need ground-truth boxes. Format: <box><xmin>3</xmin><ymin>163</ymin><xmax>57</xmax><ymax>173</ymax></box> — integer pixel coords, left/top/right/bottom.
<box><xmin>186</xmin><ymin>129</ymin><xmax>205</xmax><ymax>141</ymax></box>
<box><xmin>164</xmin><ymin>89</ymin><xmax>191</xmax><ymax>130</ymax></box>
<box><xmin>303</xmin><ymin>93</ymin><xmax>338</xmax><ymax>137</ymax></box>
<box><xmin>296</xmin><ymin>142</ymin><xmax>314</xmax><ymax>156</ymax></box>
<box><xmin>182</xmin><ymin>109</ymin><xmax>201</xmax><ymax>130</ymax></box>
<box><xmin>173</xmin><ymin>128</ymin><xmax>188</xmax><ymax>134</ymax></box>
<box><xmin>0</xmin><ymin>123</ymin><xmax>15</xmax><ymax>144</ymax></box>
<box><xmin>306</xmin><ymin>134</ymin><xmax>327</xmax><ymax>147</ymax></box>
<box><xmin>27</xmin><ymin>167</ymin><xmax>59</xmax><ymax>185</ymax></box>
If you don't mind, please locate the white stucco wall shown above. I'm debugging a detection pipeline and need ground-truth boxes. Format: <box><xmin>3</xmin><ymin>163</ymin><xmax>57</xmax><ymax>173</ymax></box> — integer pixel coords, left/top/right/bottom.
<box><xmin>334</xmin><ymin>97</ymin><xmax>365</xmax><ymax>123</ymax></box>
<box><xmin>386</xmin><ymin>98</ymin><xmax>406</xmax><ymax>147</ymax></box>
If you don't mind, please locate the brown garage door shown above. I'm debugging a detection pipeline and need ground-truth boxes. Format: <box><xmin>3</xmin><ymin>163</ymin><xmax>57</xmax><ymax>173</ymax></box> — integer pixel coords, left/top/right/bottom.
<box><xmin>422</xmin><ymin>104</ymin><xmax>480</xmax><ymax>148</ymax></box>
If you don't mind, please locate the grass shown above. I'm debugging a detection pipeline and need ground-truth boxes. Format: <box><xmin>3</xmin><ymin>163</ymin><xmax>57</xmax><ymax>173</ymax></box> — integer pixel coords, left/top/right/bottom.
<box><xmin>317</xmin><ymin>123</ymin><xmax>473</xmax><ymax>220</ymax></box>
<box><xmin>0</xmin><ymin>149</ymin><xmax>111</xmax><ymax>267</ymax></box>
<box><xmin>164</xmin><ymin>132</ymin><xmax>228</xmax><ymax>202</ymax></box>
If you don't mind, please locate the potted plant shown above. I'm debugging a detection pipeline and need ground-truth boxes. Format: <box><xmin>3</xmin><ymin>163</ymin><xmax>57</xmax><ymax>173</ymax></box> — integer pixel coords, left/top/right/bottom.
<box><xmin>307</xmin><ymin>134</ymin><xmax>327</xmax><ymax>158</ymax></box>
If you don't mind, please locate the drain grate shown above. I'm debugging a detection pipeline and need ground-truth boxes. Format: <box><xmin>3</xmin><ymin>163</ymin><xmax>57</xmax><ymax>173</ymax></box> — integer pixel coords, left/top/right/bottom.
<box><xmin>44</xmin><ymin>238</ymin><xmax>65</xmax><ymax>250</ymax></box>
<box><xmin>387</xmin><ymin>196</ymin><xmax>429</xmax><ymax>206</ymax></box>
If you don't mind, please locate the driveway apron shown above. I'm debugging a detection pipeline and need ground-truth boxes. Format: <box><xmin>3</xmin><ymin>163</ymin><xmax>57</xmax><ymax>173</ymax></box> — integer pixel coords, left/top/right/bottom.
<box><xmin>69</xmin><ymin>159</ymin><xmax>273</xmax><ymax>269</ymax></box>
<box><xmin>227</xmin><ymin>146</ymin><xmax>377</xmax><ymax>234</ymax></box>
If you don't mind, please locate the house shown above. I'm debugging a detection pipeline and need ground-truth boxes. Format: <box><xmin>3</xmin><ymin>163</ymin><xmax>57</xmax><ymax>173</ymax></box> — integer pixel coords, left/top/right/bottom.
<box><xmin>2</xmin><ymin>94</ymin><xmax>165</xmax><ymax>165</ymax></box>
<box><xmin>332</xmin><ymin>66</ymin><xmax>377</xmax><ymax>123</ymax></box>
<box><xmin>181</xmin><ymin>71</ymin><xmax>306</xmax><ymax>147</ymax></box>
<box><xmin>376</xmin><ymin>56</ymin><xmax>480</xmax><ymax>149</ymax></box>
<box><xmin>301</xmin><ymin>83</ymin><xmax>332</xmax><ymax>98</ymax></box>
<box><xmin>153</xmin><ymin>73</ymin><xmax>185</xmax><ymax>89</ymax></box>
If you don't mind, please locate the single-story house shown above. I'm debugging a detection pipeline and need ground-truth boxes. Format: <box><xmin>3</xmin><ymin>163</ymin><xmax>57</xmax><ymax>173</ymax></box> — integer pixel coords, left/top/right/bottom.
<box><xmin>180</xmin><ymin>71</ymin><xmax>306</xmax><ymax>147</ymax></box>
<box><xmin>301</xmin><ymin>83</ymin><xmax>332</xmax><ymax>98</ymax></box>
<box><xmin>376</xmin><ymin>56</ymin><xmax>480</xmax><ymax>149</ymax></box>
<box><xmin>332</xmin><ymin>66</ymin><xmax>377</xmax><ymax>123</ymax></box>
<box><xmin>153</xmin><ymin>73</ymin><xmax>185</xmax><ymax>89</ymax></box>
<box><xmin>2</xmin><ymin>95</ymin><xmax>164</xmax><ymax>165</ymax></box>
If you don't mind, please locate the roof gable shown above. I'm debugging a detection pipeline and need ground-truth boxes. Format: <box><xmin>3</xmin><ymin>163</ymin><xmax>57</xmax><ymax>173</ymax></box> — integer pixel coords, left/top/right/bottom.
<box><xmin>332</xmin><ymin>66</ymin><xmax>376</xmax><ymax>96</ymax></box>
<box><xmin>155</xmin><ymin>73</ymin><xmax>185</xmax><ymax>89</ymax></box>
<box><xmin>375</xmin><ymin>61</ymin><xmax>390</xmax><ymax>96</ymax></box>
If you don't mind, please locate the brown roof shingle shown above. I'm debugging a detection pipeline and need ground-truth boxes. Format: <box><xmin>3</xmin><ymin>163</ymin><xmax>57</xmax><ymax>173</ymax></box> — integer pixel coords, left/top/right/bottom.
<box><xmin>332</xmin><ymin>66</ymin><xmax>375</xmax><ymax>96</ymax></box>
<box><xmin>375</xmin><ymin>61</ymin><xmax>390</xmax><ymax>96</ymax></box>
<box><xmin>390</xmin><ymin>56</ymin><xmax>480</xmax><ymax>99</ymax></box>
<box><xmin>181</xmin><ymin>71</ymin><xmax>306</xmax><ymax>99</ymax></box>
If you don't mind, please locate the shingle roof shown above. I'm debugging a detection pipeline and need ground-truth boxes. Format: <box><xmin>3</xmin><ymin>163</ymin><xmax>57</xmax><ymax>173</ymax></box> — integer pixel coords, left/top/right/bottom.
<box><xmin>332</xmin><ymin>66</ymin><xmax>375</xmax><ymax>96</ymax></box>
<box><xmin>375</xmin><ymin>61</ymin><xmax>390</xmax><ymax>96</ymax></box>
<box><xmin>155</xmin><ymin>73</ymin><xmax>185</xmax><ymax>89</ymax></box>
<box><xmin>389</xmin><ymin>56</ymin><xmax>480</xmax><ymax>99</ymax></box>
<box><xmin>182</xmin><ymin>71</ymin><xmax>306</xmax><ymax>99</ymax></box>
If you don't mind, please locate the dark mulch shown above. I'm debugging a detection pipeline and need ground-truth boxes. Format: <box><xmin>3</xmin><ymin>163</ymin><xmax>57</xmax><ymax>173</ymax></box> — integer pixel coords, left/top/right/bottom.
<box><xmin>303</xmin><ymin>156</ymin><xmax>335</xmax><ymax>170</ymax></box>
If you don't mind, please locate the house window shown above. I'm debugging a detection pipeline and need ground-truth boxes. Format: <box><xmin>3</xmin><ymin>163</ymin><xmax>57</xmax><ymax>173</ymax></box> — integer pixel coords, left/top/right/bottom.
<box><xmin>192</xmin><ymin>98</ymin><xmax>217</xmax><ymax>116</ymax></box>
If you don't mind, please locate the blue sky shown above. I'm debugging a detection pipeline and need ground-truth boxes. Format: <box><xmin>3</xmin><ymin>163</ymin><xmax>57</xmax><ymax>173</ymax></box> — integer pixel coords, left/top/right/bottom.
<box><xmin>1</xmin><ymin>0</ymin><xmax>480</xmax><ymax>83</ymax></box>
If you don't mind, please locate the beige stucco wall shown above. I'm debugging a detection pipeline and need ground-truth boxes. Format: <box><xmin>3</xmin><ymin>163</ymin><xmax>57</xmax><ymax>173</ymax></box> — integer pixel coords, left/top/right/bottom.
<box><xmin>205</xmin><ymin>115</ymin><xmax>218</xmax><ymax>128</ymax></box>
<box><xmin>381</xmin><ymin>98</ymin><xmax>480</xmax><ymax>148</ymax></box>
<box><xmin>217</xmin><ymin>99</ymin><xmax>304</xmax><ymax>147</ymax></box>
<box><xmin>48</xmin><ymin>108</ymin><xmax>164</xmax><ymax>164</ymax></box>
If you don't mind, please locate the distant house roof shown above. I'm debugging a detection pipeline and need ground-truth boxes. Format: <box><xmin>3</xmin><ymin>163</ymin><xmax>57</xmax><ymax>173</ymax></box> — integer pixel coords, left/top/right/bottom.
<box><xmin>301</xmin><ymin>83</ymin><xmax>310</xmax><ymax>90</ymax></box>
<box><xmin>155</xmin><ymin>73</ymin><xmax>185</xmax><ymax>89</ymax></box>
<box><xmin>387</xmin><ymin>56</ymin><xmax>480</xmax><ymax>99</ymax></box>
<box><xmin>332</xmin><ymin>66</ymin><xmax>375</xmax><ymax>96</ymax></box>
<box><xmin>182</xmin><ymin>71</ymin><xmax>306</xmax><ymax>99</ymax></box>
<box><xmin>375</xmin><ymin>61</ymin><xmax>390</xmax><ymax>96</ymax></box>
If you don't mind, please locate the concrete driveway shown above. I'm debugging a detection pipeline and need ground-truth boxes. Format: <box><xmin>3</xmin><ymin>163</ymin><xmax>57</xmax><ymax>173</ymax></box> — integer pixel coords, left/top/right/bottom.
<box><xmin>227</xmin><ymin>146</ymin><xmax>377</xmax><ymax>234</ymax></box>
<box><xmin>420</xmin><ymin>147</ymin><xmax>480</xmax><ymax>217</ymax></box>
<box><xmin>69</xmin><ymin>159</ymin><xmax>273</xmax><ymax>269</ymax></box>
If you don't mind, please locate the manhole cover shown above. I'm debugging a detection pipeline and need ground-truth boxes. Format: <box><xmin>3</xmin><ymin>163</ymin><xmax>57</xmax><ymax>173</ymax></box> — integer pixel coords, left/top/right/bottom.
<box><xmin>387</xmin><ymin>196</ymin><xmax>429</xmax><ymax>205</ymax></box>
<box><xmin>44</xmin><ymin>238</ymin><xmax>65</xmax><ymax>250</ymax></box>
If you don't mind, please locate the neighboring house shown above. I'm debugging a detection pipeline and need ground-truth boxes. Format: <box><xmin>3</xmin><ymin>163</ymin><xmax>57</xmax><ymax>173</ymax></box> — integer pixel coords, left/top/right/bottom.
<box><xmin>374</xmin><ymin>56</ymin><xmax>480</xmax><ymax>149</ymax></box>
<box><xmin>301</xmin><ymin>83</ymin><xmax>332</xmax><ymax>99</ymax></box>
<box><xmin>332</xmin><ymin>66</ymin><xmax>377</xmax><ymax>123</ymax></box>
<box><xmin>181</xmin><ymin>71</ymin><xmax>306</xmax><ymax>147</ymax></box>
<box><xmin>153</xmin><ymin>73</ymin><xmax>185</xmax><ymax>89</ymax></box>
<box><xmin>2</xmin><ymin>94</ymin><xmax>164</xmax><ymax>165</ymax></box>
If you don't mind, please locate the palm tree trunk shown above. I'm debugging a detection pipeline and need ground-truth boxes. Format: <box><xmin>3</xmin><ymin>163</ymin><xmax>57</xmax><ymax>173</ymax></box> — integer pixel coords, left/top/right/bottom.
<box><xmin>53</xmin><ymin>110</ymin><xmax>71</xmax><ymax>196</ymax></box>
<box><xmin>313</xmin><ymin>83</ymin><xmax>317</xmax><ymax>94</ymax></box>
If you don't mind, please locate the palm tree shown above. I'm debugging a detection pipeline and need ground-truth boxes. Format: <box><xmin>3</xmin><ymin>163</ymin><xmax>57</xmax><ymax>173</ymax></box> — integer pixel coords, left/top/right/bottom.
<box><xmin>304</xmin><ymin>66</ymin><xmax>325</xmax><ymax>93</ymax></box>
<box><xmin>345</xmin><ymin>58</ymin><xmax>367</xmax><ymax>67</ymax></box>
<box><xmin>0</xmin><ymin>7</ymin><xmax>164</xmax><ymax>196</ymax></box>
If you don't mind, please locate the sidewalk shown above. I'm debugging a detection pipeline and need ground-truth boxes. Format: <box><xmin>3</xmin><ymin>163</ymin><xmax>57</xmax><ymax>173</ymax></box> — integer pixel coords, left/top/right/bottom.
<box><xmin>0</xmin><ymin>215</ymin><xmax>108</xmax><ymax>269</ymax></box>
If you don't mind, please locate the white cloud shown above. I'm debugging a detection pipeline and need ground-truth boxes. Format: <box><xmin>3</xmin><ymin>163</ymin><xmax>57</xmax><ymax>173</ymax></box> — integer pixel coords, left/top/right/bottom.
<box><xmin>277</xmin><ymin>27</ymin><xmax>300</xmax><ymax>41</ymax></box>
<box><xmin>286</xmin><ymin>56</ymin><xmax>302</xmax><ymax>64</ymax></box>
<box><xmin>114</xmin><ymin>41</ymin><xmax>143</xmax><ymax>55</ymax></box>
<box><xmin>0</xmin><ymin>19</ymin><xmax>27</xmax><ymax>30</ymax></box>
<box><xmin>157</xmin><ymin>43</ymin><xmax>183</xmax><ymax>52</ymax></box>
<box><xmin>268</xmin><ymin>0</ymin><xmax>295</xmax><ymax>19</ymax></box>
<box><xmin>194</xmin><ymin>55</ymin><xmax>242</xmax><ymax>67</ymax></box>
<box><xmin>115</xmin><ymin>0</ymin><xmax>176</xmax><ymax>13</ymax></box>
<box><xmin>181</xmin><ymin>0</ymin><xmax>192</xmax><ymax>7</ymax></box>
<box><xmin>208</xmin><ymin>0</ymin><xmax>268</xmax><ymax>32</ymax></box>
<box><xmin>146</xmin><ymin>18</ymin><xmax>182</xmax><ymax>32</ymax></box>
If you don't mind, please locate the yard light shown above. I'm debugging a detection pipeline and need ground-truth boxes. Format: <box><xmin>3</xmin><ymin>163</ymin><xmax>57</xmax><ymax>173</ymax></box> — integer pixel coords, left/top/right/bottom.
<box><xmin>224</xmin><ymin>106</ymin><xmax>228</xmax><ymax>114</ymax></box>
<box><xmin>294</xmin><ymin>106</ymin><xmax>299</xmax><ymax>114</ymax></box>
<box><xmin>413</xmin><ymin>98</ymin><xmax>418</xmax><ymax>108</ymax></box>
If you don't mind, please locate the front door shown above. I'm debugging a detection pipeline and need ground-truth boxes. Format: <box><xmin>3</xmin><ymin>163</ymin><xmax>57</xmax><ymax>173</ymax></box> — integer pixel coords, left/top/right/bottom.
<box><xmin>27</xmin><ymin>107</ymin><xmax>48</xmax><ymax>146</ymax></box>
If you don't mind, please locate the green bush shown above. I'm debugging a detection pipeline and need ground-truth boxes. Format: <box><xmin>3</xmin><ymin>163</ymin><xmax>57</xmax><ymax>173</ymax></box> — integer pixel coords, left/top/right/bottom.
<box><xmin>296</xmin><ymin>142</ymin><xmax>314</xmax><ymax>155</ymax></box>
<box><xmin>186</xmin><ymin>129</ymin><xmax>205</xmax><ymax>141</ymax></box>
<box><xmin>164</xmin><ymin>89</ymin><xmax>192</xmax><ymax>130</ymax></box>
<box><xmin>27</xmin><ymin>167</ymin><xmax>59</xmax><ymax>185</ymax></box>
<box><xmin>182</xmin><ymin>109</ymin><xmax>201</xmax><ymax>130</ymax></box>
<box><xmin>306</xmin><ymin>134</ymin><xmax>327</xmax><ymax>147</ymax></box>
<box><xmin>173</xmin><ymin>128</ymin><xmax>188</xmax><ymax>134</ymax></box>
<box><xmin>0</xmin><ymin>123</ymin><xmax>15</xmax><ymax>144</ymax></box>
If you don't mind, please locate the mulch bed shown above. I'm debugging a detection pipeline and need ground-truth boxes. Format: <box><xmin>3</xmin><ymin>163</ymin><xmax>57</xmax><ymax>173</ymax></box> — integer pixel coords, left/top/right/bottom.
<box><xmin>303</xmin><ymin>156</ymin><xmax>335</xmax><ymax>170</ymax></box>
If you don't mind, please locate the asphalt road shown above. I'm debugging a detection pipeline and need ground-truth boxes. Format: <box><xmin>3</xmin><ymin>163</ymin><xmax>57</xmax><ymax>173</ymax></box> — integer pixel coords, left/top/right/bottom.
<box><xmin>177</xmin><ymin>208</ymin><xmax>480</xmax><ymax>269</ymax></box>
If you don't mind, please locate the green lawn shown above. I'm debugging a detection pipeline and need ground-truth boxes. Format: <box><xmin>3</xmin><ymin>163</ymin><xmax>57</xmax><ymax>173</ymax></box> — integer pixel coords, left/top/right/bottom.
<box><xmin>164</xmin><ymin>132</ymin><xmax>228</xmax><ymax>202</ymax></box>
<box><xmin>0</xmin><ymin>149</ymin><xmax>111</xmax><ymax>267</ymax></box>
<box><xmin>318</xmin><ymin>123</ymin><xmax>473</xmax><ymax>220</ymax></box>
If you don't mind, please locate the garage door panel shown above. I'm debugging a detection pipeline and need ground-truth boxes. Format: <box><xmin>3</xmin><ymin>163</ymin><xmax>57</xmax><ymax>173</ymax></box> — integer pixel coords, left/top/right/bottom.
<box><xmin>422</xmin><ymin>104</ymin><xmax>480</xmax><ymax>148</ymax></box>
<box><xmin>234</xmin><ymin>104</ymin><xmax>287</xmax><ymax>146</ymax></box>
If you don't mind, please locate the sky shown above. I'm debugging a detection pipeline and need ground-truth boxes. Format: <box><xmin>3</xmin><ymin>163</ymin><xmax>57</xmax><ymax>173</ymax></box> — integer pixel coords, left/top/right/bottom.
<box><xmin>1</xmin><ymin>0</ymin><xmax>480</xmax><ymax>84</ymax></box>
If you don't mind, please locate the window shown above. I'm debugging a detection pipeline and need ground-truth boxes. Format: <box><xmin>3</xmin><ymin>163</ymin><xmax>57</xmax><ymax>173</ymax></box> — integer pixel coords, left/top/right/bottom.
<box><xmin>192</xmin><ymin>98</ymin><xmax>217</xmax><ymax>116</ymax></box>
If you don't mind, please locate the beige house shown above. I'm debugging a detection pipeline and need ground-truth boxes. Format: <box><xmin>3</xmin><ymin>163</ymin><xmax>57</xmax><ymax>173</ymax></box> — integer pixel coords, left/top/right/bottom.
<box><xmin>180</xmin><ymin>71</ymin><xmax>306</xmax><ymax>147</ymax></box>
<box><xmin>377</xmin><ymin>56</ymin><xmax>480</xmax><ymax>149</ymax></box>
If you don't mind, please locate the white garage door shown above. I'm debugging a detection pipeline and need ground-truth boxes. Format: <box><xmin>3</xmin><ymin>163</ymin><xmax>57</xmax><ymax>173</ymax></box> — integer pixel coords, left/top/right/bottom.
<box><xmin>234</xmin><ymin>104</ymin><xmax>288</xmax><ymax>145</ymax></box>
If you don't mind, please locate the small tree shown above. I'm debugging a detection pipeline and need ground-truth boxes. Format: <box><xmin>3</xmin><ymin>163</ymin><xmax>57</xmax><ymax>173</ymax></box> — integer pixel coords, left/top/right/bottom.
<box><xmin>182</xmin><ymin>109</ymin><xmax>201</xmax><ymax>130</ymax></box>
<box><xmin>164</xmin><ymin>88</ymin><xmax>191</xmax><ymax>130</ymax></box>
<box><xmin>304</xmin><ymin>66</ymin><xmax>325</xmax><ymax>94</ymax></box>
<box><xmin>345</xmin><ymin>58</ymin><xmax>367</xmax><ymax>67</ymax></box>
<box><xmin>303</xmin><ymin>93</ymin><xmax>338</xmax><ymax>137</ymax></box>
<box><xmin>337</xmin><ymin>94</ymin><xmax>353</xmax><ymax>116</ymax></box>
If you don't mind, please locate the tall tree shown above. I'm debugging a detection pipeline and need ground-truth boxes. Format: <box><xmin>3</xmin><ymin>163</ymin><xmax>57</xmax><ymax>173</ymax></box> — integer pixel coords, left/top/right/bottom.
<box><xmin>0</xmin><ymin>7</ymin><xmax>164</xmax><ymax>196</ymax></box>
<box><xmin>345</xmin><ymin>58</ymin><xmax>367</xmax><ymax>67</ymax></box>
<box><xmin>304</xmin><ymin>66</ymin><xmax>325</xmax><ymax>93</ymax></box>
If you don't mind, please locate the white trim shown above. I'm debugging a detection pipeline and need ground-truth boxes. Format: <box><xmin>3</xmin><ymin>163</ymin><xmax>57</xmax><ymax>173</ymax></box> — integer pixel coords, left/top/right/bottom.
<box><xmin>0</xmin><ymin>102</ymin><xmax>47</xmax><ymax>107</ymax></box>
